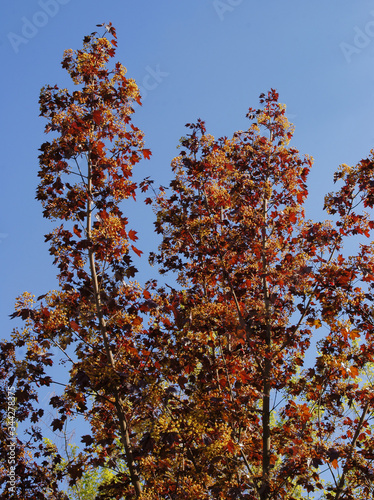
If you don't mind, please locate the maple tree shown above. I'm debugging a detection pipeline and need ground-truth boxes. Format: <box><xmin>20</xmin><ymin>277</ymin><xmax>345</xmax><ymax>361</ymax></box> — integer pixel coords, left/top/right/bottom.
<box><xmin>147</xmin><ymin>92</ymin><xmax>374</xmax><ymax>498</ymax></box>
<box><xmin>0</xmin><ymin>24</ymin><xmax>159</xmax><ymax>499</ymax></box>
<box><xmin>1</xmin><ymin>24</ymin><xmax>374</xmax><ymax>500</ymax></box>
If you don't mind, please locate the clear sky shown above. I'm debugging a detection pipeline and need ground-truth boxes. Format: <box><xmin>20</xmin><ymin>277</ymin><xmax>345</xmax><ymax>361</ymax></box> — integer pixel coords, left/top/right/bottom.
<box><xmin>2</xmin><ymin>0</ymin><xmax>374</xmax><ymax>342</ymax></box>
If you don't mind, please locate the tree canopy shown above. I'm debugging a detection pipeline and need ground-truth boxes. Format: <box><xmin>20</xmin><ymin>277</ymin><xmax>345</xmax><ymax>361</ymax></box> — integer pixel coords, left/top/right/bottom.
<box><xmin>1</xmin><ymin>24</ymin><xmax>374</xmax><ymax>500</ymax></box>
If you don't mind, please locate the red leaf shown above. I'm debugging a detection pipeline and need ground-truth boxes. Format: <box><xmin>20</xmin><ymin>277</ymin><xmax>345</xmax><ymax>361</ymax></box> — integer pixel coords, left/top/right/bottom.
<box><xmin>142</xmin><ymin>149</ymin><xmax>152</xmax><ymax>160</ymax></box>
<box><xmin>289</xmin><ymin>212</ymin><xmax>297</xmax><ymax>224</ymax></box>
<box><xmin>128</xmin><ymin>229</ymin><xmax>138</xmax><ymax>242</ymax></box>
<box><xmin>70</xmin><ymin>320</ymin><xmax>79</xmax><ymax>332</ymax></box>
<box><xmin>297</xmin><ymin>192</ymin><xmax>305</xmax><ymax>203</ymax></box>
<box><xmin>98</xmin><ymin>209</ymin><xmax>109</xmax><ymax>220</ymax></box>
<box><xmin>162</xmin><ymin>317</ymin><xmax>172</xmax><ymax>327</ymax></box>
<box><xmin>92</xmin><ymin>110</ymin><xmax>103</xmax><ymax>125</ymax></box>
<box><xmin>73</xmin><ymin>225</ymin><xmax>82</xmax><ymax>238</ymax></box>
<box><xmin>363</xmin><ymin>274</ymin><xmax>374</xmax><ymax>282</ymax></box>
<box><xmin>226</xmin><ymin>440</ymin><xmax>236</xmax><ymax>453</ymax></box>
<box><xmin>131</xmin><ymin>245</ymin><xmax>143</xmax><ymax>257</ymax></box>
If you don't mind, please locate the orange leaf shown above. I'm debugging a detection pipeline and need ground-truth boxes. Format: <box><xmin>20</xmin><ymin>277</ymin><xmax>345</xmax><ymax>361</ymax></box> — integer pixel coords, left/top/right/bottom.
<box><xmin>142</xmin><ymin>149</ymin><xmax>152</xmax><ymax>160</ymax></box>
<box><xmin>289</xmin><ymin>212</ymin><xmax>297</xmax><ymax>224</ymax></box>
<box><xmin>349</xmin><ymin>329</ymin><xmax>360</xmax><ymax>340</ymax></box>
<box><xmin>73</xmin><ymin>225</ymin><xmax>82</xmax><ymax>238</ymax></box>
<box><xmin>297</xmin><ymin>192</ymin><xmax>304</xmax><ymax>203</ymax></box>
<box><xmin>133</xmin><ymin>317</ymin><xmax>142</xmax><ymax>327</ymax></box>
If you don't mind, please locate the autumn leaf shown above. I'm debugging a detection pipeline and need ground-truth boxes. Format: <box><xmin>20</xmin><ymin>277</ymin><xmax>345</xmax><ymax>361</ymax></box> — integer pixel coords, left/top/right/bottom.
<box><xmin>92</xmin><ymin>110</ymin><xmax>103</xmax><ymax>125</ymax></box>
<box><xmin>81</xmin><ymin>434</ymin><xmax>94</xmax><ymax>446</ymax></box>
<box><xmin>70</xmin><ymin>320</ymin><xmax>79</xmax><ymax>332</ymax></box>
<box><xmin>73</xmin><ymin>225</ymin><xmax>82</xmax><ymax>238</ymax></box>
<box><xmin>142</xmin><ymin>149</ymin><xmax>152</xmax><ymax>160</ymax></box>
<box><xmin>131</xmin><ymin>244</ymin><xmax>142</xmax><ymax>257</ymax></box>
<box><xmin>331</xmin><ymin>459</ymin><xmax>339</xmax><ymax>470</ymax></box>
<box><xmin>128</xmin><ymin>229</ymin><xmax>138</xmax><ymax>241</ymax></box>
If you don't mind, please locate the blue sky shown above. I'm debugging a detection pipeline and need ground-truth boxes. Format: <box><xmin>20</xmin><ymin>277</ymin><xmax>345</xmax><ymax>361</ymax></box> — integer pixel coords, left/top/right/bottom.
<box><xmin>2</xmin><ymin>0</ymin><xmax>374</xmax><ymax>343</ymax></box>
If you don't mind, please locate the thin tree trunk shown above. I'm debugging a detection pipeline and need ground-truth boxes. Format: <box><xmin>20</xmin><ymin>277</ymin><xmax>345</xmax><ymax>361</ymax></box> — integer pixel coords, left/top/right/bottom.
<box><xmin>260</xmin><ymin>189</ymin><xmax>272</xmax><ymax>500</ymax></box>
<box><xmin>260</xmin><ymin>131</ymin><xmax>273</xmax><ymax>499</ymax></box>
<box><xmin>334</xmin><ymin>403</ymin><xmax>369</xmax><ymax>500</ymax></box>
<box><xmin>86</xmin><ymin>158</ymin><xmax>142</xmax><ymax>497</ymax></box>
